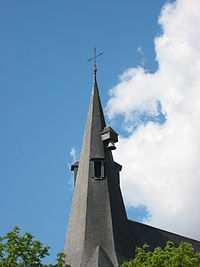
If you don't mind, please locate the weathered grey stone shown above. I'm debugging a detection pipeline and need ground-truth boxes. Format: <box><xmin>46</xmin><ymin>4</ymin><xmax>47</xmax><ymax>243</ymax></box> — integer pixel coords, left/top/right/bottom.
<box><xmin>86</xmin><ymin>246</ymin><xmax>114</xmax><ymax>267</ymax></box>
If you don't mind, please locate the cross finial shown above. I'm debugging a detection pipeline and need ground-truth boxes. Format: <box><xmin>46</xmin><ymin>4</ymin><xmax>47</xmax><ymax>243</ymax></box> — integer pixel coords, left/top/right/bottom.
<box><xmin>88</xmin><ymin>48</ymin><xmax>103</xmax><ymax>78</ymax></box>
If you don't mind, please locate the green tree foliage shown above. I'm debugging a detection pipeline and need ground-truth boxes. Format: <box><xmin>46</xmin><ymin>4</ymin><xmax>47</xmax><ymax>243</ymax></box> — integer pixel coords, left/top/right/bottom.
<box><xmin>121</xmin><ymin>241</ymin><xmax>200</xmax><ymax>267</ymax></box>
<box><xmin>0</xmin><ymin>226</ymin><xmax>65</xmax><ymax>267</ymax></box>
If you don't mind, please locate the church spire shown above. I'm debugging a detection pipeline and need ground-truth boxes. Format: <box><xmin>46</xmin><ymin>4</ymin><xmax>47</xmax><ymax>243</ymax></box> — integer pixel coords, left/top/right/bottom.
<box><xmin>64</xmin><ymin>63</ymin><xmax>130</xmax><ymax>267</ymax></box>
<box><xmin>64</xmin><ymin>51</ymin><xmax>200</xmax><ymax>267</ymax></box>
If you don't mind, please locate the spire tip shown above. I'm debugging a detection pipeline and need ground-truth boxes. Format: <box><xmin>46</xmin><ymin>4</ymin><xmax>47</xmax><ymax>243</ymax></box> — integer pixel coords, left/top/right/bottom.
<box><xmin>88</xmin><ymin>48</ymin><xmax>103</xmax><ymax>82</ymax></box>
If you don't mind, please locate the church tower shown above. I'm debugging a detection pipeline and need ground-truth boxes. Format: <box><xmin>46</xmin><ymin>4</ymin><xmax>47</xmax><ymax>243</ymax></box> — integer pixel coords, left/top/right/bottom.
<box><xmin>64</xmin><ymin>62</ymin><xmax>132</xmax><ymax>267</ymax></box>
<box><xmin>64</xmin><ymin>56</ymin><xmax>200</xmax><ymax>267</ymax></box>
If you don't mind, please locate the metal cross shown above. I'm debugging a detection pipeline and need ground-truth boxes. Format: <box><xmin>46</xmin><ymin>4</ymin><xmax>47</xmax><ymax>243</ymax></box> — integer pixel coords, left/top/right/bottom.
<box><xmin>88</xmin><ymin>48</ymin><xmax>103</xmax><ymax>74</ymax></box>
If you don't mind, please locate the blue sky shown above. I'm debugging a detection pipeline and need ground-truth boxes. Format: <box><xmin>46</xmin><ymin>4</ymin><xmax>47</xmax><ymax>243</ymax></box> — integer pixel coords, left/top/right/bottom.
<box><xmin>0</xmin><ymin>0</ymin><xmax>170</xmax><ymax>262</ymax></box>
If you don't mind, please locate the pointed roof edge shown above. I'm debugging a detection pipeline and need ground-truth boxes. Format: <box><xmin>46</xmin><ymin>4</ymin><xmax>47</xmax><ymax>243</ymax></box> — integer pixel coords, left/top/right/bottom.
<box><xmin>89</xmin><ymin>47</ymin><xmax>104</xmax><ymax>118</ymax></box>
<box><xmin>89</xmin><ymin>51</ymin><xmax>106</xmax><ymax>130</ymax></box>
<box><xmin>88</xmin><ymin>64</ymin><xmax>106</xmax><ymax>159</ymax></box>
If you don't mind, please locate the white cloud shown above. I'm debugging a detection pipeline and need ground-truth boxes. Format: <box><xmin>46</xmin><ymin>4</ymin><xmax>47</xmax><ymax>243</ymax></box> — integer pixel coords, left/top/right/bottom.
<box><xmin>137</xmin><ymin>46</ymin><xmax>146</xmax><ymax>67</ymax></box>
<box><xmin>67</xmin><ymin>147</ymin><xmax>77</xmax><ymax>187</ymax></box>
<box><xmin>106</xmin><ymin>0</ymin><xmax>200</xmax><ymax>240</ymax></box>
<box><xmin>69</xmin><ymin>147</ymin><xmax>77</xmax><ymax>163</ymax></box>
